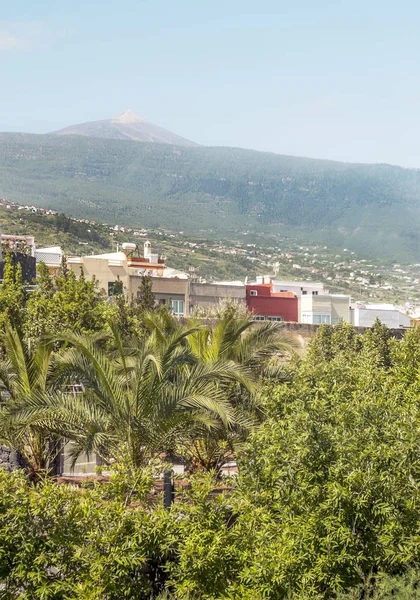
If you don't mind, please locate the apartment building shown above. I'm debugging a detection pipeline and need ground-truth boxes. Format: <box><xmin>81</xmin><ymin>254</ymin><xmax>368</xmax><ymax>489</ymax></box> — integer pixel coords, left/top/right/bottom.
<box><xmin>68</xmin><ymin>242</ymin><xmax>246</xmax><ymax>316</ymax></box>
<box><xmin>68</xmin><ymin>241</ymin><xmax>188</xmax><ymax>293</ymax></box>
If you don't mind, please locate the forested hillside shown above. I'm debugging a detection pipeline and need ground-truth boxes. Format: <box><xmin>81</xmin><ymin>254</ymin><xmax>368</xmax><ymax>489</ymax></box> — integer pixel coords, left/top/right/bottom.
<box><xmin>0</xmin><ymin>133</ymin><xmax>419</xmax><ymax>261</ymax></box>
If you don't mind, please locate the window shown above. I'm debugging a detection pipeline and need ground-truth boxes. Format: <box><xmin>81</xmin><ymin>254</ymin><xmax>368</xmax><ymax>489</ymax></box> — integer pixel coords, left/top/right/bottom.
<box><xmin>312</xmin><ymin>291</ymin><xmax>318</xmax><ymax>295</ymax></box>
<box><xmin>170</xmin><ymin>299</ymin><xmax>185</xmax><ymax>316</ymax></box>
<box><xmin>267</xmin><ymin>316</ymin><xmax>284</xmax><ymax>322</ymax></box>
<box><xmin>312</xmin><ymin>313</ymin><xmax>331</xmax><ymax>325</ymax></box>
<box><xmin>302</xmin><ymin>313</ymin><xmax>331</xmax><ymax>324</ymax></box>
<box><xmin>108</xmin><ymin>281</ymin><xmax>122</xmax><ymax>296</ymax></box>
<box><xmin>250</xmin><ymin>290</ymin><xmax>258</xmax><ymax>296</ymax></box>
<box><xmin>159</xmin><ymin>299</ymin><xmax>166</xmax><ymax>305</ymax></box>
<box><xmin>302</xmin><ymin>290</ymin><xmax>307</xmax><ymax>295</ymax></box>
<box><xmin>253</xmin><ymin>315</ymin><xmax>266</xmax><ymax>321</ymax></box>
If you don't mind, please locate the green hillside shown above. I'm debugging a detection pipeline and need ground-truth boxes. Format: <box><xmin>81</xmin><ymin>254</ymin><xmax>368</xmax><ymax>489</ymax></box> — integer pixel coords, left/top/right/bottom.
<box><xmin>0</xmin><ymin>133</ymin><xmax>419</xmax><ymax>262</ymax></box>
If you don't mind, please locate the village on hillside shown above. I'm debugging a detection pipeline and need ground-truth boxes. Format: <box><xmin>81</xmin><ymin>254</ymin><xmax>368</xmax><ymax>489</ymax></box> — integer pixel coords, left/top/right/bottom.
<box><xmin>1</xmin><ymin>198</ymin><xmax>419</xmax><ymax>330</ymax></box>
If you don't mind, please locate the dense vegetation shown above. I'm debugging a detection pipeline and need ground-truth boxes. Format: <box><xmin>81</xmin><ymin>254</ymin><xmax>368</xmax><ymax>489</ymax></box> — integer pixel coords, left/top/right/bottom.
<box><xmin>0</xmin><ymin>133</ymin><xmax>419</xmax><ymax>261</ymax></box>
<box><xmin>0</xmin><ymin>255</ymin><xmax>420</xmax><ymax>597</ymax></box>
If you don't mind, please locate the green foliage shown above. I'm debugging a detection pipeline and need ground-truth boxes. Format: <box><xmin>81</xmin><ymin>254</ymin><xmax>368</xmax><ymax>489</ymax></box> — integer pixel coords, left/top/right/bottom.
<box><xmin>229</xmin><ymin>324</ymin><xmax>420</xmax><ymax>598</ymax></box>
<box><xmin>181</xmin><ymin>310</ymin><xmax>299</xmax><ymax>475</ymax></box>
<box><xmin>0</xmin><ymin>326</ymin><xmax>60</xmax><ymax>480</ymax></box>
<box><xmin>338</xmin><ymin>569</ymin><xmax>420</xmax><ymax>599</ymax></box>
<box><xmin>54</xmin><ymin>212</ymin><xmax>108</xmax><ymax>246</ymax></box>
<box><xmin>13</xmin><ymin>317</ymin><xmax>251</xmax><ymax>467</ymax></box>
<box><xmin>136</xmin><ymin>275</ymin><xmax>156</xmax><ymax>313</ymax></box>
<box><xmin>0</xmin><ymin>469</ymin><xmax>169</xmax><ymax>599</ymax></box>
<box><xmin>166</xmin><ymin>473</ymin><xmax>239</xmax><ymax>599</ymax></box>
<box><xmin>1</xmin><ymin>311</ymin><xmax>420</xmax><ymax>598</ymax></box>
<box><xmin>25</xmin><ymin>259</ymin><xmax>105</xmax><ymax>339</ymax></box>
<box><xmin>0</xmin><ymin>251</ymin><xmax>26</xmax><ymax>331</ymax></box>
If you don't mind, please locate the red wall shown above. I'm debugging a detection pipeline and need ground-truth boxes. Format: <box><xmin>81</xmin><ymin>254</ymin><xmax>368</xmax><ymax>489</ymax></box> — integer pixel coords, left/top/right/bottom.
<box><xmin>246</xmin><ymin>287</ymin><xmax>298</xmax><ymax>322</ymax></box>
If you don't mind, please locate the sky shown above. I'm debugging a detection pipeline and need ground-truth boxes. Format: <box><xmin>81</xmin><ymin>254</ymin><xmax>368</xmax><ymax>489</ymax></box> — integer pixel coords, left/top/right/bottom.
<box><xmin>1</xmin><ymin>0</ymin><xmax>420</xmax><ymax>167</ymax></box>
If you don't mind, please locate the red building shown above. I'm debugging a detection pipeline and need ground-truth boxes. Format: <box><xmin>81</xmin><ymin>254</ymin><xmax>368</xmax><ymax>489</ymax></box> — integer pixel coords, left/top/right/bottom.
<box><xmin>246</xmin><ymin>283</ymin><xmax>298</xmax><ymax>322</ymax></box>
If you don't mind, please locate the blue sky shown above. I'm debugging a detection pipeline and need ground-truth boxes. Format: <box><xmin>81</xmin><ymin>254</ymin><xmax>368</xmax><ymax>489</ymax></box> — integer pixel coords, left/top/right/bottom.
<box><xmin>1</xmin><ymin>0</ymin><xmax>420</xmax><ymax>166</ymax></box>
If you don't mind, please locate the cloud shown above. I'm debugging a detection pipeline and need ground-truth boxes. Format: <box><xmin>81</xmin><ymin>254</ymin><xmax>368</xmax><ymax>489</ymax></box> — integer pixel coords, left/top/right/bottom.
<box><xmin>0</xmin><ymin>31</ymin><xmax>28</xmax><ymax>51</ymax></box>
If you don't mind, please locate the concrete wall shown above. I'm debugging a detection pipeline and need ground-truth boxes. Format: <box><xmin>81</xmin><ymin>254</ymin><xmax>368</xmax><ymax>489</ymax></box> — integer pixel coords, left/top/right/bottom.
<box><xmin>149</xmin><ymin>278</ymin><xmax>190</xmax><ymax>314</ymax></box>
<box><xmin>271</xmin><ymin>281</ymin><xmax>324</xmax><ymax>296</ymax></box>
<box><xmin>331</xmin><ymin>296</ymin><xmax>351</xmax><ymax>323</ymax></box>
<box><xmin>60</xmin><ymin>443</ymin><xmax>101</xmax><ymax>477</ymax></box>
<box><xmin>189</xmin><ymin>283</ymin><xmax>246</xmax><ymax>313</ymax></box>
<box><xmin>300</xmin><ymin>295</ymin><xmax>330</xmax><ymax>322</ymax></box>
<box><xmin>274</xmin><ymin>322</ymin><xmax>406</xmax><ymax>340</ymax></box>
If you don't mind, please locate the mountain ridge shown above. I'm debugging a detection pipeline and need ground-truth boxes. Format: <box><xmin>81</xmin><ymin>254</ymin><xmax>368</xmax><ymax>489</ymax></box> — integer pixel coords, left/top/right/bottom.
<box><xmin>0</xmin><ymin>132</ymin><xmax>418</xmax><ymax>263</ymax></box>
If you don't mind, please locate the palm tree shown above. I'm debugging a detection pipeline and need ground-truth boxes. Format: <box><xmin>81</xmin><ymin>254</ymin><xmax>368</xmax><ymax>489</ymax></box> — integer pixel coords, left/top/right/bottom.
<box><xmin>0</xmin><ymin>326</ymin><xmax>60</xmax><ymax>480</ymax></box>
<box><xmin>177</xmin><ymin>309</ymin><xmax>300</xmax><ymax>475</ymax></box>
<box><xmin>15</xmin><ymin>321</ymin><xmax>250</xmax><ymax>468</ymax></box>
<box><xmin>187</xmin><ymin>308</ymin><xmax>299</xmax><ymax>374</ymax></box>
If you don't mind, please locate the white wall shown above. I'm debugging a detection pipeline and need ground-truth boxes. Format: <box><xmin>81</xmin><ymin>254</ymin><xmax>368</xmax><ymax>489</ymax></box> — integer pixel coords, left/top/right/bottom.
<box><xmin>299</xmin><ymin>294</ymin><xmax>351</xmax><ymax>324</ymax></box>
<box><xmin>352</xmin><ymin>308</ymin><xmax>411</xmax><ymax>328</ymax></box>
<box><xmin>271</xmin><ymin>280</ymin><xmax>325</xmax><ymax>297</ymax></box>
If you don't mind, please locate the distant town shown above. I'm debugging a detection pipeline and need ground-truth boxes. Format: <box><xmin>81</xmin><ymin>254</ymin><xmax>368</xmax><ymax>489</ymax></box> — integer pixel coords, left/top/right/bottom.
<box><xmin>1</xmin><ymin>198</ymin><xmax>419</xmax><ymax>330</ymax></box>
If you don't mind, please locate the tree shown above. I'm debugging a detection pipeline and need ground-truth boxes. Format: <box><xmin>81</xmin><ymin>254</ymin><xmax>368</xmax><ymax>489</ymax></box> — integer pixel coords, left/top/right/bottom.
<box><xmin>25</xmin><ymin>260</ymin><xmax>105</xmax><ymax>339</ymax></box>
<box><xmin>24</xmin><ymin>262</ymin><xmax>57</xmax><ymax>340</ymax></box>
<box><xmin>17</xmin><ymin>320</ymin><xmax>248</xmax><ymax>467</ymax></box>
<box><xmin>0</xmin><ymin>326</ymin><xmax>60</xmax><ymax>480</ymax></box>
<box><xmin>0</xmin><ymin>251</ymin><xmax>26</xmax><ymax>332</ymax></box>
<box><xmin>0</xmin><ymin>468</ymin><xmax>169</xmax><ymax>598</ymax></box>
<box><xmin>228</xmin><ymin>325</ymin><xmax>420</xmax><ymax>598</ymax></box>
<box><xmin>178</xmin><ymin>310</ymin><xmax>300</xmax><ymax>475</ymax></box>
<box><xmin>136</xmin><ymin>274</ymin><xmax>156</xmax><ymax>313</ymax></box>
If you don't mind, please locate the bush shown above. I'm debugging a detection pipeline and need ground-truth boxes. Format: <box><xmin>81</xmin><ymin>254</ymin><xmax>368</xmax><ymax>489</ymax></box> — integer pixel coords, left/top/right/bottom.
<box><xmin>0</xmin><ymin>470</ymin><xmax>170</xmax><ymax>599</ymax></box>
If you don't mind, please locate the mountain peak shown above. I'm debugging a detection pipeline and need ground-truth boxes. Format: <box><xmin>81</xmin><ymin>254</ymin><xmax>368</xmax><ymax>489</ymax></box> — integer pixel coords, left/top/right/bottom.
<box><xmin>111</xmin><ymin>109</ymin><xmax>147</xmax><ymax>124</ymax></box>
<box><xmin>51</xmin><ymin>111</ymin><xmax>198</xmax><ymax>147</ymax></box>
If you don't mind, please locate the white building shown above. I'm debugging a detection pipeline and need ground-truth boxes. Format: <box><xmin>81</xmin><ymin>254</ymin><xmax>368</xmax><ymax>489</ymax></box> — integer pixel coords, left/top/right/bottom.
<box><xmin>351</xmin><ymin>303</ymin><xmax>411</xmax><ymax>328</ymax></box>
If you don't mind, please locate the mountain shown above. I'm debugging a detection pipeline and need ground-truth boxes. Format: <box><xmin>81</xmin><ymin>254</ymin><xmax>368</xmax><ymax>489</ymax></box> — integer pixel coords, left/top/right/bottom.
<box><xmin>51</xmin><ymin>109</ymin><xmax>198</xmax><ymax>147</ymax></box>
<box><xmin>0</xmin><ymin>132</ymin><xmax>419</xmax><ymax>263</ymax></box>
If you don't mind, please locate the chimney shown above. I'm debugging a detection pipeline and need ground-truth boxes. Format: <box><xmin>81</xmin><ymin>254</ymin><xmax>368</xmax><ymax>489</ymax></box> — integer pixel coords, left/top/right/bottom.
<box><xmin>144</xmin><ymin>240</ymin><xmax>152</xmax><ymax>259</ymax></box>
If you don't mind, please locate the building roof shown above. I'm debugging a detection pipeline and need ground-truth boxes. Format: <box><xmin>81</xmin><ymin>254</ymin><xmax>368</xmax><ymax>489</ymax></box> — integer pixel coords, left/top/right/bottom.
<box><xmin>246</xmin><ymin>283</ymin><xmax>297</xmax><ymax>297</ymax></box>
<box><xmin>212</xmin><ymin>280</ymin><xmax>245</xmax><ymax>287</ymax></box>
<box><xmin>88</xmin><ymin>251</ymin><xmax>128</xmax><ymax>260</ymax></box>
<box><xmin>162</xmin><ymin>267</ymin><xmax>189</xmax><ymax>279</ymax></box>
<box><xmin>36</xmin><ymin>246</ymin><xmax>62</xmax><ymax>254</ymax></box>
<box><xmin>273</xmin><ymin>279</ymin><xmax>324</xmax><ymax>288</ymax></box>
<box><xmin>355</xmin><ymin>303</ymin><xmax>397</xmax><ymax>311</ymax></box>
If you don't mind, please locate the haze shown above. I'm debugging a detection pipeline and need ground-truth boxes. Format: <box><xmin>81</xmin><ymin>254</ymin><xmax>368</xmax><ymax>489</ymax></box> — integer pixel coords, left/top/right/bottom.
<box><xmin>1</xmin><ymin>0</ymin><xmax>420</xmax><ymax>167</ymax></box>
